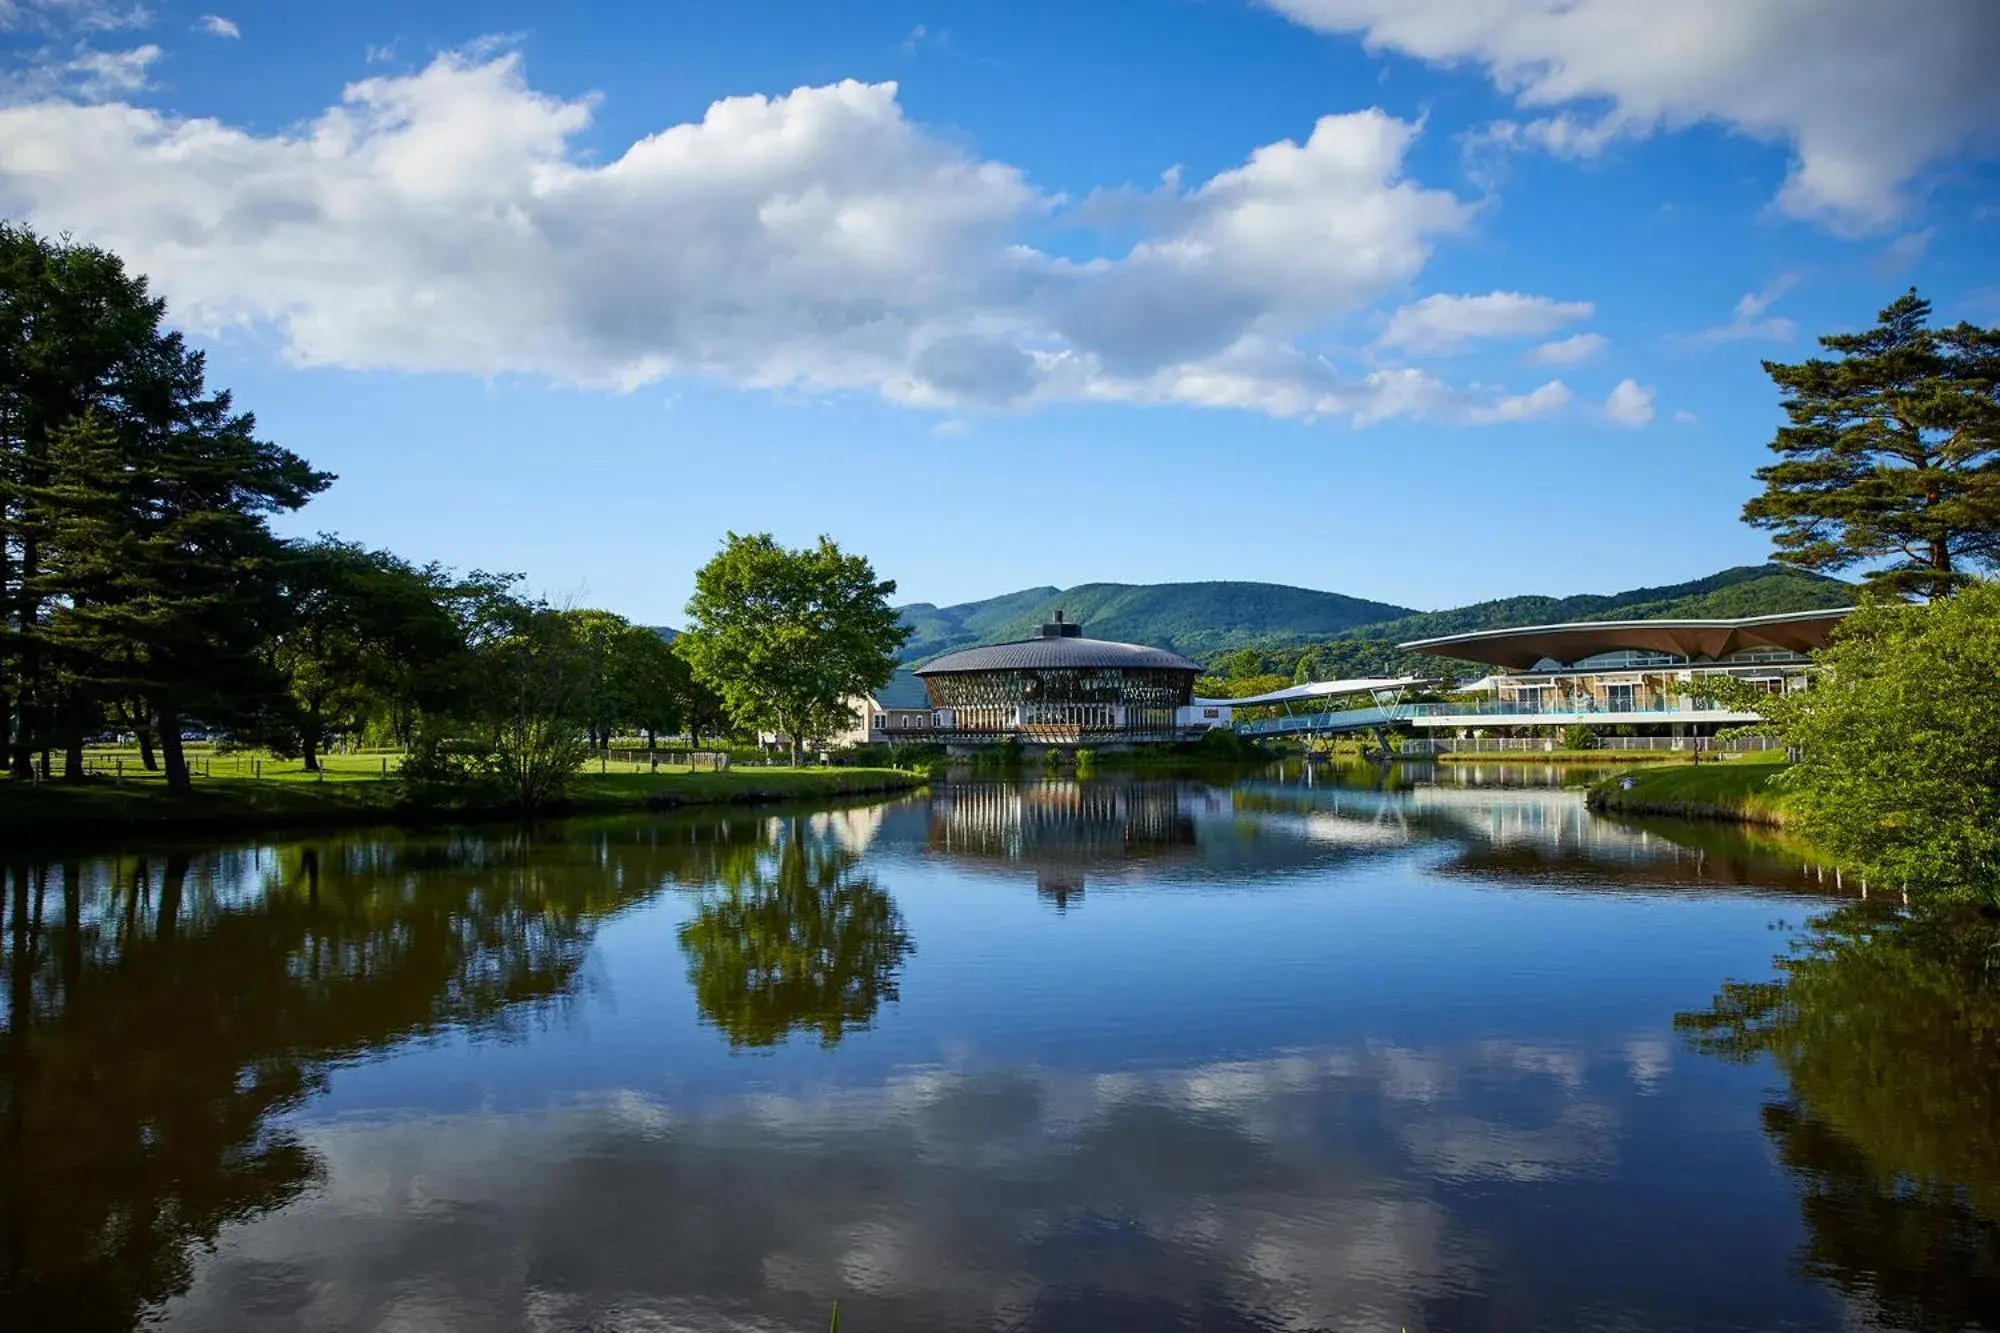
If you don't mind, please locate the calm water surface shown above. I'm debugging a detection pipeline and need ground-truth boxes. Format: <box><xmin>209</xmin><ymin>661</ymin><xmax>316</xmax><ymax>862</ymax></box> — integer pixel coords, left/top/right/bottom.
<box><xmin>4</xmin><ymin>763</ymin><xmax>1996</xmax><ymax>1332</ymax></box>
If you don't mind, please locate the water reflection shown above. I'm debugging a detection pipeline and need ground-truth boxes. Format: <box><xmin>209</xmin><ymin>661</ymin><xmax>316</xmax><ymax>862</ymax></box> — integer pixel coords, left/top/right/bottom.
<box><xmin>153</xmin><ymin>1041</ymin><xmax>1637</xmax><ymax>1332</ymax></box>
<box><xmin>0</xmin><ymin>816</ymin><xmax>891</xmax><ymax>1328</ymax></box>
<box><xmin>678</xmin><ymin>816</ymin><xmax>913</xmax><ymax>1048</ymax></box>
<box><xmin>2</xmin><ymin>776</ymin><xmax>1991</xmax><ymax>1331</ymax></box>
<box><xmin>1677</xmin><ymin>903</ymin><xmax>2000</xmax><ymax>1330</ymax></box>
<box><xmin>924</xmin><ymin>781</ymin><xmax>1201</xmax><ymax>909</ymax></box>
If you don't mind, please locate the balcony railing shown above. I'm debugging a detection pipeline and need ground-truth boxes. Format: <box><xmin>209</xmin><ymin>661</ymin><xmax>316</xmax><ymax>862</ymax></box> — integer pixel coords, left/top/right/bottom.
<box><xmin>1404</xmin><ymin>700</ymin><xmax>1758</xmax><ymax>719</ymax></box>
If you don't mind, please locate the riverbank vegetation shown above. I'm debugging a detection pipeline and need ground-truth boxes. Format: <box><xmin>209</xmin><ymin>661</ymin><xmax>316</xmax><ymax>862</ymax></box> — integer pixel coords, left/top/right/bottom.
<box><xmin>0</xmin><ymin>763</ymin><xmax>922</xmax><ymax>845</ymax></box>
<box><xmin>1588</xmin><ymin>753</ymin><xmax>1795</xmax><ymax>825</ymax></box>
<box><xmin>1600</xmin><ymin>291</ymin><xmax>2000</xmax><ymax>905</ymax></box>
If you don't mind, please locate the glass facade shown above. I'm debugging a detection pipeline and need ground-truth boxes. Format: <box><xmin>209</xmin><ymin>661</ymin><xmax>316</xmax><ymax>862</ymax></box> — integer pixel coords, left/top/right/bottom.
<box><xmin>923</xmin><ymin>667</ymin><xmax>1199</xmax><ymax>740</ymax></box>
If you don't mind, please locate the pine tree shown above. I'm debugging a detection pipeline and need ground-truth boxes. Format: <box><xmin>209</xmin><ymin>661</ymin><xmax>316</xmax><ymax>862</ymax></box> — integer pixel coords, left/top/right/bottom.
<box><xmin>1744</xmin><ymin>290</ymin><xmax>2000</xmax><ymax>600</ymax></box>
<box><xmin>1</xmin><ymin>225</ymin><xmax>169</xmax><ymax>773</ymax></box>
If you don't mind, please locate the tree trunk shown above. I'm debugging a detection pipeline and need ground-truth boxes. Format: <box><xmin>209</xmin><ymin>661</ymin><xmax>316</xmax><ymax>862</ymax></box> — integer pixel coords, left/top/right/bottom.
<box><xmin>61</xmin><ymin>862</ymin><xmax>82</xmax><ymax>991</ymax></box>
<box><xmin>156</xmin><ymin>699</ymin><xmax>191</xmax><ymax>793</ymax></box>
<box><xmin>157</xmin><ymin>853</ymin><xmax>187</xmax><ymax>942</ymax></box>
<box><xmin>789</xmin><ymin>732</ymin><xmax>802</xmax><ymax>767</ymax></box>
<box><xmin>301</xmin><ymin>703</ymin><xmax>320</xmax><ymax>773</ymax></box>
<box><xmin>61</xmin><ymin>731</ymin><xmax>85</xmax><ymax>783</ymax></box>
<box><xmin>136</xmin><ymin>716</ymin><xmax>157</xmax><ymax>772</ymax></box>
<box><xmin>14</xmin><ymin>524</ymin><xmax>46</xmax><ymax>778</ymax></box>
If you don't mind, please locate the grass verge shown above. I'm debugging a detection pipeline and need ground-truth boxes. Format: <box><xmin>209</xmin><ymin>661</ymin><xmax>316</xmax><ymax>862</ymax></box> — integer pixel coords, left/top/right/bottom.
<box><xmin>1585</xmin><ymin>753</ymin><xmax>1793</xmax><ymax>826</ymax></box>
<box><xmin>0</xmin><ymin>766</ymin><xmax>924</xmax><ymax>847</ymax></box>
<box><xmin>1430</xmin><ymin>749</ymin><xmax>1696</xmax><ymax>765</ymax></box>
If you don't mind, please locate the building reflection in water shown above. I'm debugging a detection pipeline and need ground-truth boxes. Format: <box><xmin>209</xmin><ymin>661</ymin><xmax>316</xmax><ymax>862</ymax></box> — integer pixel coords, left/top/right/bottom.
<box><xmin>924</xmin><ymin>780</ymin><xmax>1202</xmax><ymax>909</ymax></box>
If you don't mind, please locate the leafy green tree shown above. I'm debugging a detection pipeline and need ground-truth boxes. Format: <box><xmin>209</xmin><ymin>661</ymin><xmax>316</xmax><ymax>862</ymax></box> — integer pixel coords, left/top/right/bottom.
<box><xmin>676</xmin><ymin>821</ymin><xmax>913</xmax><ymax>1047</ymax></box>
<box><xmin>677</xmin><ymin>533</ymin><xmax>908</xmax><ymax>765</ymax></box>
<box><xmin>1192</xmin><ymin>672</ymin><xmax>1292</xmax><ymax>700</ymax></box>
<box><xmin>1714</xmin><ymin>583</ymin><xmax>2000</xmax><ymax>903</ymax></box>
<box><xmin>610</xmin><ymin>625</ymin><xmax>687</xmax><ymax>749</ymax></box>
<box><xmin>1561</xmin><ymin>723</ymin><xmax>1598</xmax><ymax>751</ymax></box>
<box><xmin>268</xmin><ymin>539</ymin><xmax>464</xmax><ymax>770</ymax></box>
<box><xmin>462</xmin><ymin>602</ymin><xmax>593</xmax><ymax>810</ymax></box>
<box><xmin>1744</xmin><ymin>291</ymin><xmax>2000</xmax><ymax>600</ymax></box>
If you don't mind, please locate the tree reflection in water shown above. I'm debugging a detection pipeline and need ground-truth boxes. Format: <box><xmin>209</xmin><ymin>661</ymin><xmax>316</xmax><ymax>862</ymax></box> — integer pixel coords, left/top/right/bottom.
<box><xmin>0</xmin><ymin>817</ymin><xmax>802</xmax><ymax>1331</ymax></box>
<box><xmin>1677</xmin><ymin>902</ymin><xmax>2000</xmax><ymax>1331</ymax></box>
<box><xmin>677</xmin><ymin>816</ymin><xmax>913</xmax><ymax>1049</ymax></box>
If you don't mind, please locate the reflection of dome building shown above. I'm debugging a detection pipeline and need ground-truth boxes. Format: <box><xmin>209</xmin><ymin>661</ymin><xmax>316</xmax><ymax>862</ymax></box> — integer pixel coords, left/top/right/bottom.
<box><xmin>915</xmin><ymin>614</ymin><xmax>1204</xmax><ymax>750</ymax></box>
<box><xmin>925</xmin><ymin>780</ymin><xmax>1202</xmax><ymax>905</ymax></box>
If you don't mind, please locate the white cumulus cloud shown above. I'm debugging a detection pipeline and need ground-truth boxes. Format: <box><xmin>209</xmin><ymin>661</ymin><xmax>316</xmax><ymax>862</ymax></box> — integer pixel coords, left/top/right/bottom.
<box><xmin>1262</xmin><ymin>0</ymin><xmax>2000</xmax><ymax>232</ymax></box>
<box><xmin>1694</xmin><ymin>279</ymin><xmax>1798</xmax><ymax>343</ymax></box>
<box><xmin>1463</xmin><ymin>378</ymin><xmax>1571</xmax><ymax>424</ymax></box>
<box><xmin>1526</xmin><ymin>331</ymin><xmax>1607</xmax><ymax>365</ymax></box>
<box><xmin>0</xmin><ymin>47</ymin><xmax>1564</xmax><ymax>427</ymax></box>
<box><xmin>1377</xmin><ymin>291</ymin><xmax>1593</xmax><ymax>355</ymax></box>
<box><xmin>1604</xmin><ymin>378</ymin><xmax>1655</xmax><ymax>426</ymax></box>
<box><xmin>198</xmin><ymin>13</ymin><xmax>238</xmax><ymax>38</ymax></box>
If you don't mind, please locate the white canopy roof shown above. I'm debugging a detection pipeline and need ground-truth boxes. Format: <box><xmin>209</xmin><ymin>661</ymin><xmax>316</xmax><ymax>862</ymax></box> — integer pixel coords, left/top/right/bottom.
<box><xmin>1192</xmin><ymin>675</ymin><xmax>1427</xmax><ymax>709</ymax></box>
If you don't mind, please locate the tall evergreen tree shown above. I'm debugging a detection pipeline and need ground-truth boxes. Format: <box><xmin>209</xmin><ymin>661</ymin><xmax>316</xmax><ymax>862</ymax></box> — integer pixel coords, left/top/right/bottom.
<box><xmin>0</xmin><ymin>225</ymin><xmax>168</xmax><ymax>773</ymax></box>
<box><xmin>1744</xmin><ymin>290</ymin><xmax>2000</xmax><ymax>600</ymax></box>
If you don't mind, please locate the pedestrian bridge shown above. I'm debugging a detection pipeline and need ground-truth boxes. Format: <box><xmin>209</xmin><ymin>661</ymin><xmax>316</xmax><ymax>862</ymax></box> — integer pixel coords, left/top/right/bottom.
<box><xmin>1195</xmin><ymin>677</ymin><xmax>1427</xmax><ymax>739</ymax></box>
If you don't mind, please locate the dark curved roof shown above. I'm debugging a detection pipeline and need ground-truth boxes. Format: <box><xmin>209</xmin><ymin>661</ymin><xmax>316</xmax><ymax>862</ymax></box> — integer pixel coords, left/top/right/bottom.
<box><xmin>915</xmin><ymin>635</ymin><xmax>1204</xmax><ymax>675</ymax></box>
<box><xmin>1398</xmin><ymin>608</ymin><xmax>1852</xmax><ymax>671</ymax></box>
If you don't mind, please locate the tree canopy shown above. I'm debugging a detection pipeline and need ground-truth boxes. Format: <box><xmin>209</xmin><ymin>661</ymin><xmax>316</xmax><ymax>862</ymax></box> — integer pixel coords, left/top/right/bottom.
<box><xmin>1718</xmin><ymin>582</ymin><xmax>2000</xmax><ymax>904</ymax></box>
<box><xmin>2</xmin><ymin>225</ymin><xmax>331</xmax><ymax>788</ymax></box>
<box><xmin>1744</xmin><ymin>290</ymin><xmax>2000</xmax><ymax>600</ymax></box>
<box><xmin>677</xmin><ymin>533</ymin><xmax>908</xmax><ymax>764</ymax></box>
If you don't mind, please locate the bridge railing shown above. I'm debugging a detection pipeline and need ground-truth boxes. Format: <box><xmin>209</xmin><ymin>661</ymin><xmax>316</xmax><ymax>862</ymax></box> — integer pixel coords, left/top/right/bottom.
<box><xmin>1235</xmin><ymin>704</ymin><xmax>1406</xmax><ymax>736</ymax></box>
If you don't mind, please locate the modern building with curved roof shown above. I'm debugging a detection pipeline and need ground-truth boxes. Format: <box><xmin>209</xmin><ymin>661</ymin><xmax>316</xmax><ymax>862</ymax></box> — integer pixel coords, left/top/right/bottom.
<box><xmin>1394</xmin><ymin>607</ymin><xmax>1852</xmax><ymax>745</ymax></box>
<box><xmin>914</xmin><ymin>613</ymin><xmax>1205</xmax><ymax>746</ymax></box>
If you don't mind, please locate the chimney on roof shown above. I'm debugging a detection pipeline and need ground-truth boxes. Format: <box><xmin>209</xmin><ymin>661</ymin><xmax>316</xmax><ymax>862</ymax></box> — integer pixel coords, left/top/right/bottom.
<box><xmin>1037</xmin><ymin>610</ymin><xmax>1083</xmax><ymax>639</ymax></box>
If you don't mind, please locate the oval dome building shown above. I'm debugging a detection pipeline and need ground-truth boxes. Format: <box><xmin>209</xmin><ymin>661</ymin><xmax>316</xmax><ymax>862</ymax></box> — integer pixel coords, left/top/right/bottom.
<box><xmin>914</xmin><ymin>613</ymin><xmax>1204</xmax><ymax>748</ymax></box>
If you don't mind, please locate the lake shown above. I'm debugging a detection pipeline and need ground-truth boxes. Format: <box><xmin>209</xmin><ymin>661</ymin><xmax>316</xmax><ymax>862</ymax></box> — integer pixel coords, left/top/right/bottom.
<box><xmin>5</xmin><ymin>763</ymin><xmax>1995</xmax><ymax>1332</ymax></box>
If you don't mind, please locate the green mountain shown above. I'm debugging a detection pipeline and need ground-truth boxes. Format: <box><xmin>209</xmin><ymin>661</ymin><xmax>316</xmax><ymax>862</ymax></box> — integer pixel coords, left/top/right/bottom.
<box><xmin>1360</xmin><ymin>565</ymin><xmax>1859</xmax><ymax>645</ymax></box>
<box><xmin>1290</xmin><ymin>565</ymin><xmax>1860</xmax><ymax>682</ymax></box>
<box><xmin>899</xmin><ymin>564</ymin><xmax>1858</xmax><ymax>673</ymax></box>
<box><xmin>897</xmin><ymin>581</ymin><xmax>1417</xmax><ymax>662</ymax></box>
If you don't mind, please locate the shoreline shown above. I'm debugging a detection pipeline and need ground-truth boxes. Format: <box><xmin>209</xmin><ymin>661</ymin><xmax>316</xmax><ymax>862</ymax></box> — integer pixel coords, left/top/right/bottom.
<box><xmin>1585</xmin><ymin>759</ymin><xmax>1793</xmax><ymax>828</ymax></box>
<box><xmin>0</xmin><ymin>767</ymin><xmax>927</xmax><ymax>849</ymax></box>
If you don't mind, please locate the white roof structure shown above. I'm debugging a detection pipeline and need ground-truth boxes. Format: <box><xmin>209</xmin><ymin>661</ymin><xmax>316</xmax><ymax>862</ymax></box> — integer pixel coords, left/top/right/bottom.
<box><xmin>1191</xmin><ymin>675</ymin><xmax>1427</xmax><ymax>709</ymax></box>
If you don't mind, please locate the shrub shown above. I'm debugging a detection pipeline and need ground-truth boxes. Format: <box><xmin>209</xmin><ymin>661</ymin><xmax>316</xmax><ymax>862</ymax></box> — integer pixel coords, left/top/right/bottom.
<box><xmin>1562</xmin><ymin>723</ymin><xmax>1599</xmax><ymax>751</ymax></box>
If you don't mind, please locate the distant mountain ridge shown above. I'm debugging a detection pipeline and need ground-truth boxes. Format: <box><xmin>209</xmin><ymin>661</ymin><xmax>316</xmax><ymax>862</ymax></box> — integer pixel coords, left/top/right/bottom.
<box><xmin>897</xmin><ymin>565</ymin><xmax>1857</xmax><ymax>667</ymax></box>
<box><xmin>897</xmin><ymin>581</ymin><xmax>1417</xmax><ymax>662</ymax></box>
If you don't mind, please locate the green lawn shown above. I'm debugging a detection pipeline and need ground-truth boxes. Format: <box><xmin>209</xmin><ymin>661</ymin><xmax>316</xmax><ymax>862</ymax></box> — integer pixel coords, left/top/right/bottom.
<box><xmin>1433</xmin><ymin>749</ymin><xmax>1691</xmax><ymax>764</ymax></box>
<box><xmin>1587</xmin><ymin>751</ymin><xmax>1794</xmax><ymax>825</ymax></box>
<box><xmin>0</xmin><ymin>760</ymin><xmax>924</xmax><ymax>845</ymax></box>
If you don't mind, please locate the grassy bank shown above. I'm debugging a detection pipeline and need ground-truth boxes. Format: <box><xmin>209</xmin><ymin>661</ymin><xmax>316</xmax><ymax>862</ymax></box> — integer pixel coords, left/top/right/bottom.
<box><xmin>1585</xmin><ymin>753</ymin><xmax>1794</xmax><ymax>826</ymax></box>
<box><xmin>0</xmin><ymin>765</ymin><xmax>924</xmax><ymax>846</ymax></box>
<box><xmin>1430</xmin><ymin>748</ymin><xmax>1696</xmax><ymax>765</ymax></box>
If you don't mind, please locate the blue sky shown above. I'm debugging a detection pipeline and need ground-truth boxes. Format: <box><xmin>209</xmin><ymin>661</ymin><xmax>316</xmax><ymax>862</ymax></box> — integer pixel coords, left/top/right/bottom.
<box><xmin>3</xmin><ymin>0</ymin><xmax>1996</xmax><ymax>623</ymax></box>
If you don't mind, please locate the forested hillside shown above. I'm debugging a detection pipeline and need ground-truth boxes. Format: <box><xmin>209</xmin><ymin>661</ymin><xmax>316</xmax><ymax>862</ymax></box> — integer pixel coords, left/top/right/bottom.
<box><xmin>897</xmin><ymin>582</ymin><xmax>1416</xmax><ymax>661</ymax></box>
<box><xmin>1283</xmin><ymin>565</ymin><xmax>1859</xmax><ymax>683</ymax></box>
<box><xmin>901</xmin><ymin>565</ymin><xmax>1859</xmax><ymax>681</ymax></box>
